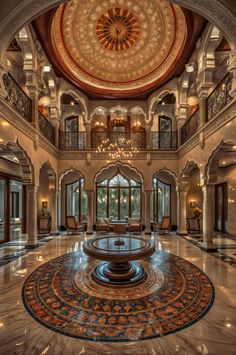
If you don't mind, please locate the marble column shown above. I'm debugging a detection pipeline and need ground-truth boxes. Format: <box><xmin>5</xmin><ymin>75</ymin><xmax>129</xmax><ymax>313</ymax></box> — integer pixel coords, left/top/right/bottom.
<box><xmin>86</xmin><ymin>190</ymin><xmax>94</xmax><ymax>234</ymax></box>
<box><xmin>145</xmin><ymin>123</ymin><xmax>152</xmax><ymax>149</ymax></box>
<box><xmin>27</xmin><ymin>84</ymin><xmax>39</xmax><ymax>129</ymax></box>
<box><xmin>144</xmin><ymin>190</ymin><xmax>152</xmax><ymax>234</ymax></box>
<box><xmin>177</xmin><ymin>118</ymin><xmax>186</xmax><ymax>148</ymax></box>
<box><xmin>49</xmin><ymin>189</ymin><xmax>58</xmax><ymax>235</ymax></box>
<box><xmin>25</xmin><ymin>184</ymin><xmax>39</xmax><ymax>249</ymax></box>
<box><xmin>202</xmin><ymin>184</ymin><xmax>217</xmax><ymax>251</ymax></box>
<box><xmin>177</xmin><ymin>188</ymin><xmax>188</xmax><ymax>235</ymax></box>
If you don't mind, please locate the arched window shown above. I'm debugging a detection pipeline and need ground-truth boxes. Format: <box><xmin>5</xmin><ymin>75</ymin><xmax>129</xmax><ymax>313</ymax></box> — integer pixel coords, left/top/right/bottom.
<box><xmin>97</xmin><ymin>173</ymin><xmax>141</xmax><ymax>221</ymax></box>
<box><xmin>152</xmin><ymin>178</ymin><xmax>171</xmax><ymax>222</ymax></box>
<box><xmin>66</xmin><ymin>178</ymin><xmax>87</xmax><ymax>222</ymax></box>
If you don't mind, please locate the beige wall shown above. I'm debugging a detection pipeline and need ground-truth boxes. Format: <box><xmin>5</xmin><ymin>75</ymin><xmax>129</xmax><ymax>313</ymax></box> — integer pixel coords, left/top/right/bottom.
<box><xmin>186</xmin><ymin>168</ymin><xmax>203</xmax><ymax>218</ymax></box>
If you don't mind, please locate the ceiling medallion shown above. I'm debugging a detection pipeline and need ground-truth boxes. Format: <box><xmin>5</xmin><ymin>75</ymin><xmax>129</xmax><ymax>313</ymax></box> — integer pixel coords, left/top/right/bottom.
<box><xmin>96</xmin><ymin>8</ymin><xmax>140</xmax><ymax>51</ymax></box>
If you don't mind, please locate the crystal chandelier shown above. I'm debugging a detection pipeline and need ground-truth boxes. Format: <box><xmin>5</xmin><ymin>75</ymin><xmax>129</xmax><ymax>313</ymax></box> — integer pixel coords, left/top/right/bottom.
<box><xmin>96</xmin><ymin>138</ymin><xmax>139</xmax><ymax>159</ymax></box>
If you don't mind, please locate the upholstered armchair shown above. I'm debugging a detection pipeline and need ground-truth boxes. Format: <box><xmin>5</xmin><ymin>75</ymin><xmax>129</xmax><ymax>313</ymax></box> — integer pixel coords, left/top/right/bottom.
<box><xmin>153</xmin><ymin>216</ymin><xmax>171</xmax><ymax>234</ymax></box>
<box><xmin>128</xmin><ymin>218</ymin><xmax>142</xmax><ymax>233</ymax></box>
<box><xmin>66</xmin><ymin>216</ymin><xmax>85</xmax><ymax>234</ymax></box>
<box><xmin>96</xmin><ymin>218</ymin><xmax>110</xmax><ymax>233</ymax></box>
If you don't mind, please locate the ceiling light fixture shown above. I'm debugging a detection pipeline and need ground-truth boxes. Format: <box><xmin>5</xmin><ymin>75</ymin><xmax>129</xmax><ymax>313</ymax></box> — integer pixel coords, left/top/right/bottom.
<box><xmin>96</xmin><ymin>138</ymin><xmax>139</xmax><ymax>159</ymax></box>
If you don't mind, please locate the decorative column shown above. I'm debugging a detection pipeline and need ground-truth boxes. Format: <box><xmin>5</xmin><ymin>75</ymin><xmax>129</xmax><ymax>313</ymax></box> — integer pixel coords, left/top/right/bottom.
<box><xmin>49</xmin><ymin>189</ymin><xmax>59</xmax><ymax>235</ymax></box>
<box><xmin>84</xmin><ymin>122</ymin><xmax>91</xmax><ymax>149</ymax></box>
<box><xmin>145</xmin><ymin>122</ymin><xmax>152</xmax><ymax>149</ymax></box>
<box><xmin>177</xmin><ymin>188</ymin><xmax>188</xmax><ymax>235</ymax></box>
<box><xmin>177</xmin><ymin>118</ymin><xmax>185</xmax><ymax>148</ymax></box>
<box><xmin>198</xmin><ymin>93</ymin><xmax>207</xmax><ymax>128</ymax></box>
<box><xmin>25</xmin><ymin>185</ymin><xmax>39</xmax><ymax>249</ymax></box>
<box><xmin>144</xmin><ymin>190</ymin><xmax>152</xmax><ymax>234</ymax></box>
<box><xmin>86</xmin><ymin>190</ymin><xmax>94</xmax><ymax>234</ymax></box>
<box><xmin>202</xmin><ymin>184</ymin><xmax>217</xmax><ymax>251</ymax></box>
<box><xmin>25</xmin><ymin>69</ymin><xmax>39</xmax><ymax>128</ymax></box>
<box><xmin>50</xmin><ymin>102</ymin><xmax>60</xmax><ymax>148</ymax></box>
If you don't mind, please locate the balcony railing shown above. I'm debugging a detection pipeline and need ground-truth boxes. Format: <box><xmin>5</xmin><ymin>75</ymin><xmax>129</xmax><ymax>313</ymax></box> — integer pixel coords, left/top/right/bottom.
<box><xmin>91</xmin><ymin>131</ymin><xmax>146</xmax><ymax>150</ymax></box>
<box><xmin>207</xmin><ymin>72</ymin><xmax>233</xmax><ymax>122</ymax></box>
<box><xmin>38</xmin><ymin>111</ymin><xmax>55</xmax><ymax>145</ymax></box>
<box><xmin>59</xmin><ymin>131</ymin><xmax>85</xmax><ymax>150</ymax></box>
<box><xmin>181</xmin><ymin>109</ymin><xmax>199</xmax><ymax>145</ymax></box>
<box><xmin>3</xmin><ymin>72</ymin><xmax>32</xmax><ymax>122</ymax></box>
<box><xmin>152</xmin><ymin>131</ymin><xmax>177</xmax><ymax>150</ymax></box>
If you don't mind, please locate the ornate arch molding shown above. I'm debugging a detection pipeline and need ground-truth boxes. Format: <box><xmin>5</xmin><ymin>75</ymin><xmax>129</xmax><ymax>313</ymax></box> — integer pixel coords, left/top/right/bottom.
<box><xmin>58</xmin><ymin>167</ymin><xmax>84</xmax><ymax>189</ymax></box>
<box><xmin>153</xmin><ymin>167</ymin><xmax>178</xmax><ymax>185</ymax></box>
<box><xmin>169</xmin><ymin>0</ymin><xmax>236</xmax><ymax>51</ymax></box>
<box><xmin>94</xmin><ymin>162</ymin><xmax>144</xmax><ymax>186</ymax></box>
<box><xmin>4</xmin><ymin>140</ymin><xmax>34</xmax><ymax>184</ymax></box>
<box><xmin>179</xmin><ymin>159</ymin><xmax>200</xmax><ymax>188</ymax></box>
<box><xmin>205</xmin><ymin>140</ymin><xmax>236</xmax><ymax>184</ymax></box>
<box><xmin>59</xmin><ymin>89</ymin><xmax>88</xmax><ymax>122</ymax></box>
<box><xmin>40</xmin><ymin>161</ymin><xmax>56</xmax><ymax>188</ymax></box>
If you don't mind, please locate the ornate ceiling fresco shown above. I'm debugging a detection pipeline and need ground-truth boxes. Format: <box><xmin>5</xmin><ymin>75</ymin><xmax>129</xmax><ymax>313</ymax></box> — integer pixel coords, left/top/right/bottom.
<box><xmin>33</xmin><ymin>0</ymin><xmax>206</xmax><ymax>98</ymax></box>
<box><xmin>50</xmin><ymin>0</ymin><xmax>187</xmax><ymax>97</ymax></box>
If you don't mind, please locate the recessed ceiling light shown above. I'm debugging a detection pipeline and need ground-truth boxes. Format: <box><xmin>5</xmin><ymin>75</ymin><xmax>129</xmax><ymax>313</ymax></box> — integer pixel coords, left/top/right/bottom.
<box><xmin>222</xmin><ymin>161</ymin><xmax>226</xmax><ymax>165</ymax></box>
<box><xmin>233</xmin><ymin>145</ymin><xmax>236</xmax><ymax>149</ymax></box>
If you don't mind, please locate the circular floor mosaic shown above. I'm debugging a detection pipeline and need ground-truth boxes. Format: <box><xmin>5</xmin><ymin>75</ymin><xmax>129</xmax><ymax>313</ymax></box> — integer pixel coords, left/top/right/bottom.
<box><xmin>22</xmin><ymin>251</ymin><xmax>215</xmax><ymax>342</ymax></box>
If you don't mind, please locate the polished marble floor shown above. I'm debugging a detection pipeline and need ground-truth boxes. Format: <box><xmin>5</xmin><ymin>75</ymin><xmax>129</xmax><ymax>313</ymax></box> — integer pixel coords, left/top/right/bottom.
<box><xmin>0</xmin><ymin>233</ymin><xmax>235</xmax><ymax>354</ymax></box>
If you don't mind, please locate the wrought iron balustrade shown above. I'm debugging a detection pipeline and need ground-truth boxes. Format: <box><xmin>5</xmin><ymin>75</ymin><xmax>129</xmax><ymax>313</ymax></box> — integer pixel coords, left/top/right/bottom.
<box><xmin>207</xmin><ymin>72</ymin><xmax>233</xmax><ymax>122</ymax></box>
<box><xmin>91</xmin><ymin>131</ymin><xmax>146</xmax><ymax>149</ymax></box>
<box><xmin>59</xmin><ymin>131</ymin><xmax>85</xmax><ymax>150</ymax></box>
<box><xmin>3</xmin><ymin>72</ymin><xmax>32</xmax><ymax>122</ymax></box>
<box><xmin>38</xmin><ymin>111</ymin><xmax>55</xmax><ymax>145</ymax></box>
<box><xmin>152</xmin><ymin>131</ymin><xmax>177</xmax><ymax>150</ymax></box>
<box><xmin>181</xmin><ymin>109</ymin><xmax>199</xmax><ymax>145</ymax></box>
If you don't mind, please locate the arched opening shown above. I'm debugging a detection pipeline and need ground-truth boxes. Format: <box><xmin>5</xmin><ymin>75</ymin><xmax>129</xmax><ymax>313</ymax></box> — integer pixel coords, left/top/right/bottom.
<box><xmin>59</xmin><ymin>169</ymin><xmax>87</xmax><ymax>227</ymax></box>
<box><xmin>152</xmin><ymin>169</ymin><xmax>177</xmax><ymax>227</ymax></box>
<box><xmin>59</xmin><ymin>93</ymin><xmax>86</xmax><ymax>150</ymax></box>
<box><xmin>95</xmin><ymin>163</ymin><xmax>143</xmax><ymax>222</ymax></box>
<box><xmin>37</xmin><ymin>162</ymin><xmax>56</xmax><ymax>234</ymax></box>
<box><xmin>151</xmin><ymin>93</ymin><xmax>177</xmax><ymax>149</ymax></box>
<box><xmin>0</xmin><ymin>141</ymin><xmax>34</xmax><ymax>243</ymax></box>
<box><xmin>206</xmin><ymin>141</ymin><xmax>236</xmax><ymax>235</ymax></box>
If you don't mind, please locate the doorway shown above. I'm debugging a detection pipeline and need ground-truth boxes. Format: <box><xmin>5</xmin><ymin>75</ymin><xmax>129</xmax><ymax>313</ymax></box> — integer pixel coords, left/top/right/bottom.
<box><xmin>215</xmin><ymin>182</ymin><xmax>228</xmax><ymax>233</ymax></box>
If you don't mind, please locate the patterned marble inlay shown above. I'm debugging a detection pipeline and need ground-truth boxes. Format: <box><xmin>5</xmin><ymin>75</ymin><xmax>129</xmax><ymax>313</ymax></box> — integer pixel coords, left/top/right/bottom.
<box><xmin>22</xmin><ymin>251</ymin><xmax>214</xmax><ymax>342</ymax></box>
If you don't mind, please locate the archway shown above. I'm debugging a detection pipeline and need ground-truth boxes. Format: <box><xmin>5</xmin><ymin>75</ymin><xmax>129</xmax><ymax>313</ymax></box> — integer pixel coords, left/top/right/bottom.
<box><xmin>38</xmin><ymin>162</ymin><xmax>57</xmax><ymax>234</ymax></box>
<box><xmin>205</xmin><ymin>141</ymin><xmax>236</xmax><ymax>235</ymax></box>
<box><xmin>95</xmin><ymin>163</ymin><xmax>143</xmax><ymax>222</ymax></box>
<box><xmin>0</xmin><ymin>140</ymin><xmax>34</xmax><ymax>242</ymax></box>
<box><xmin>152</xmin><ymin>168</ymin><xmax>177</xmax><ymax>228</ymax></box>
<box><xmin>59</xmin><ymin>168</ymin><xmax>86</xmax><ymax>227</ymax></box>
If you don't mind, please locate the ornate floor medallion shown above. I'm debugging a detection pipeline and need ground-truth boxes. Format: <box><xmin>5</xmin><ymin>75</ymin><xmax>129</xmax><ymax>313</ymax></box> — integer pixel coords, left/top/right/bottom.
<box><xmin>22</xmin><ymin>251</ymin><xmax>215</xmax><ymax>342</ymax></box>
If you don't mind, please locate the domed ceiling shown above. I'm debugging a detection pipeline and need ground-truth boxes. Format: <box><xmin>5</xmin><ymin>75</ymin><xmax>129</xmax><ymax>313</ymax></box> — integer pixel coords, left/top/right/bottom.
<box><xmin>33</xmin><ymin>0</ymin><xmax>206</xmax><ymax>98</ymax></box>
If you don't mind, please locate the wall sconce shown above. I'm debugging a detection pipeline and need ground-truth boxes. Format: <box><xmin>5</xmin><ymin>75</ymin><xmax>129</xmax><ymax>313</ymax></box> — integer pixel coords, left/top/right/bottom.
<box><xmin>42</xmin><ymin>201</ymin><xmax>48</xmax><ymax>209</ymax></box>
<box><xmin>190</xmin><ymin>200</ymin><xmax>196</xmax><ymax>209</ymax></box>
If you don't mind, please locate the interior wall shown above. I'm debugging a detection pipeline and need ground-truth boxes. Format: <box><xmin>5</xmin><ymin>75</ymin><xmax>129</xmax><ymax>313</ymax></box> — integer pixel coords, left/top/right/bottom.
<box><xmin>186</xmin><ymin>168</ymin><xmax>203</xmax><ymax>218</ymax></box>
<box><xmin>38</xmin><ymin>168</ymin><xmax>49</xmax><ymax>215</ymax></box>
<box><xmin>217</xmin><ymin>164</ymin><xmax>236</xmax><ymax>236</ymax></box>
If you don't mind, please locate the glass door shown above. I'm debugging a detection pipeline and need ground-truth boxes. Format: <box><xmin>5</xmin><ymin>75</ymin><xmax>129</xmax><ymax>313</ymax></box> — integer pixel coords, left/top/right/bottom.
<box><xmin>10</xmin><ymin>180</ymin><xmax>23</xmax><ymax>241</ymax></box>
<box><xmin>0</xmin><ymin>179</ymin><xmax>6</xmax><ymax>242</ymax></box>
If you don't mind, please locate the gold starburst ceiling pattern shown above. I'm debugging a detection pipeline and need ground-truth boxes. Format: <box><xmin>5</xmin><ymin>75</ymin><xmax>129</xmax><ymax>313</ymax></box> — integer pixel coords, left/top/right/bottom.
<box><xmin>51</xmin><ymin>0</ymin><xmax>187</xmax><ymax>97</ymax></box>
